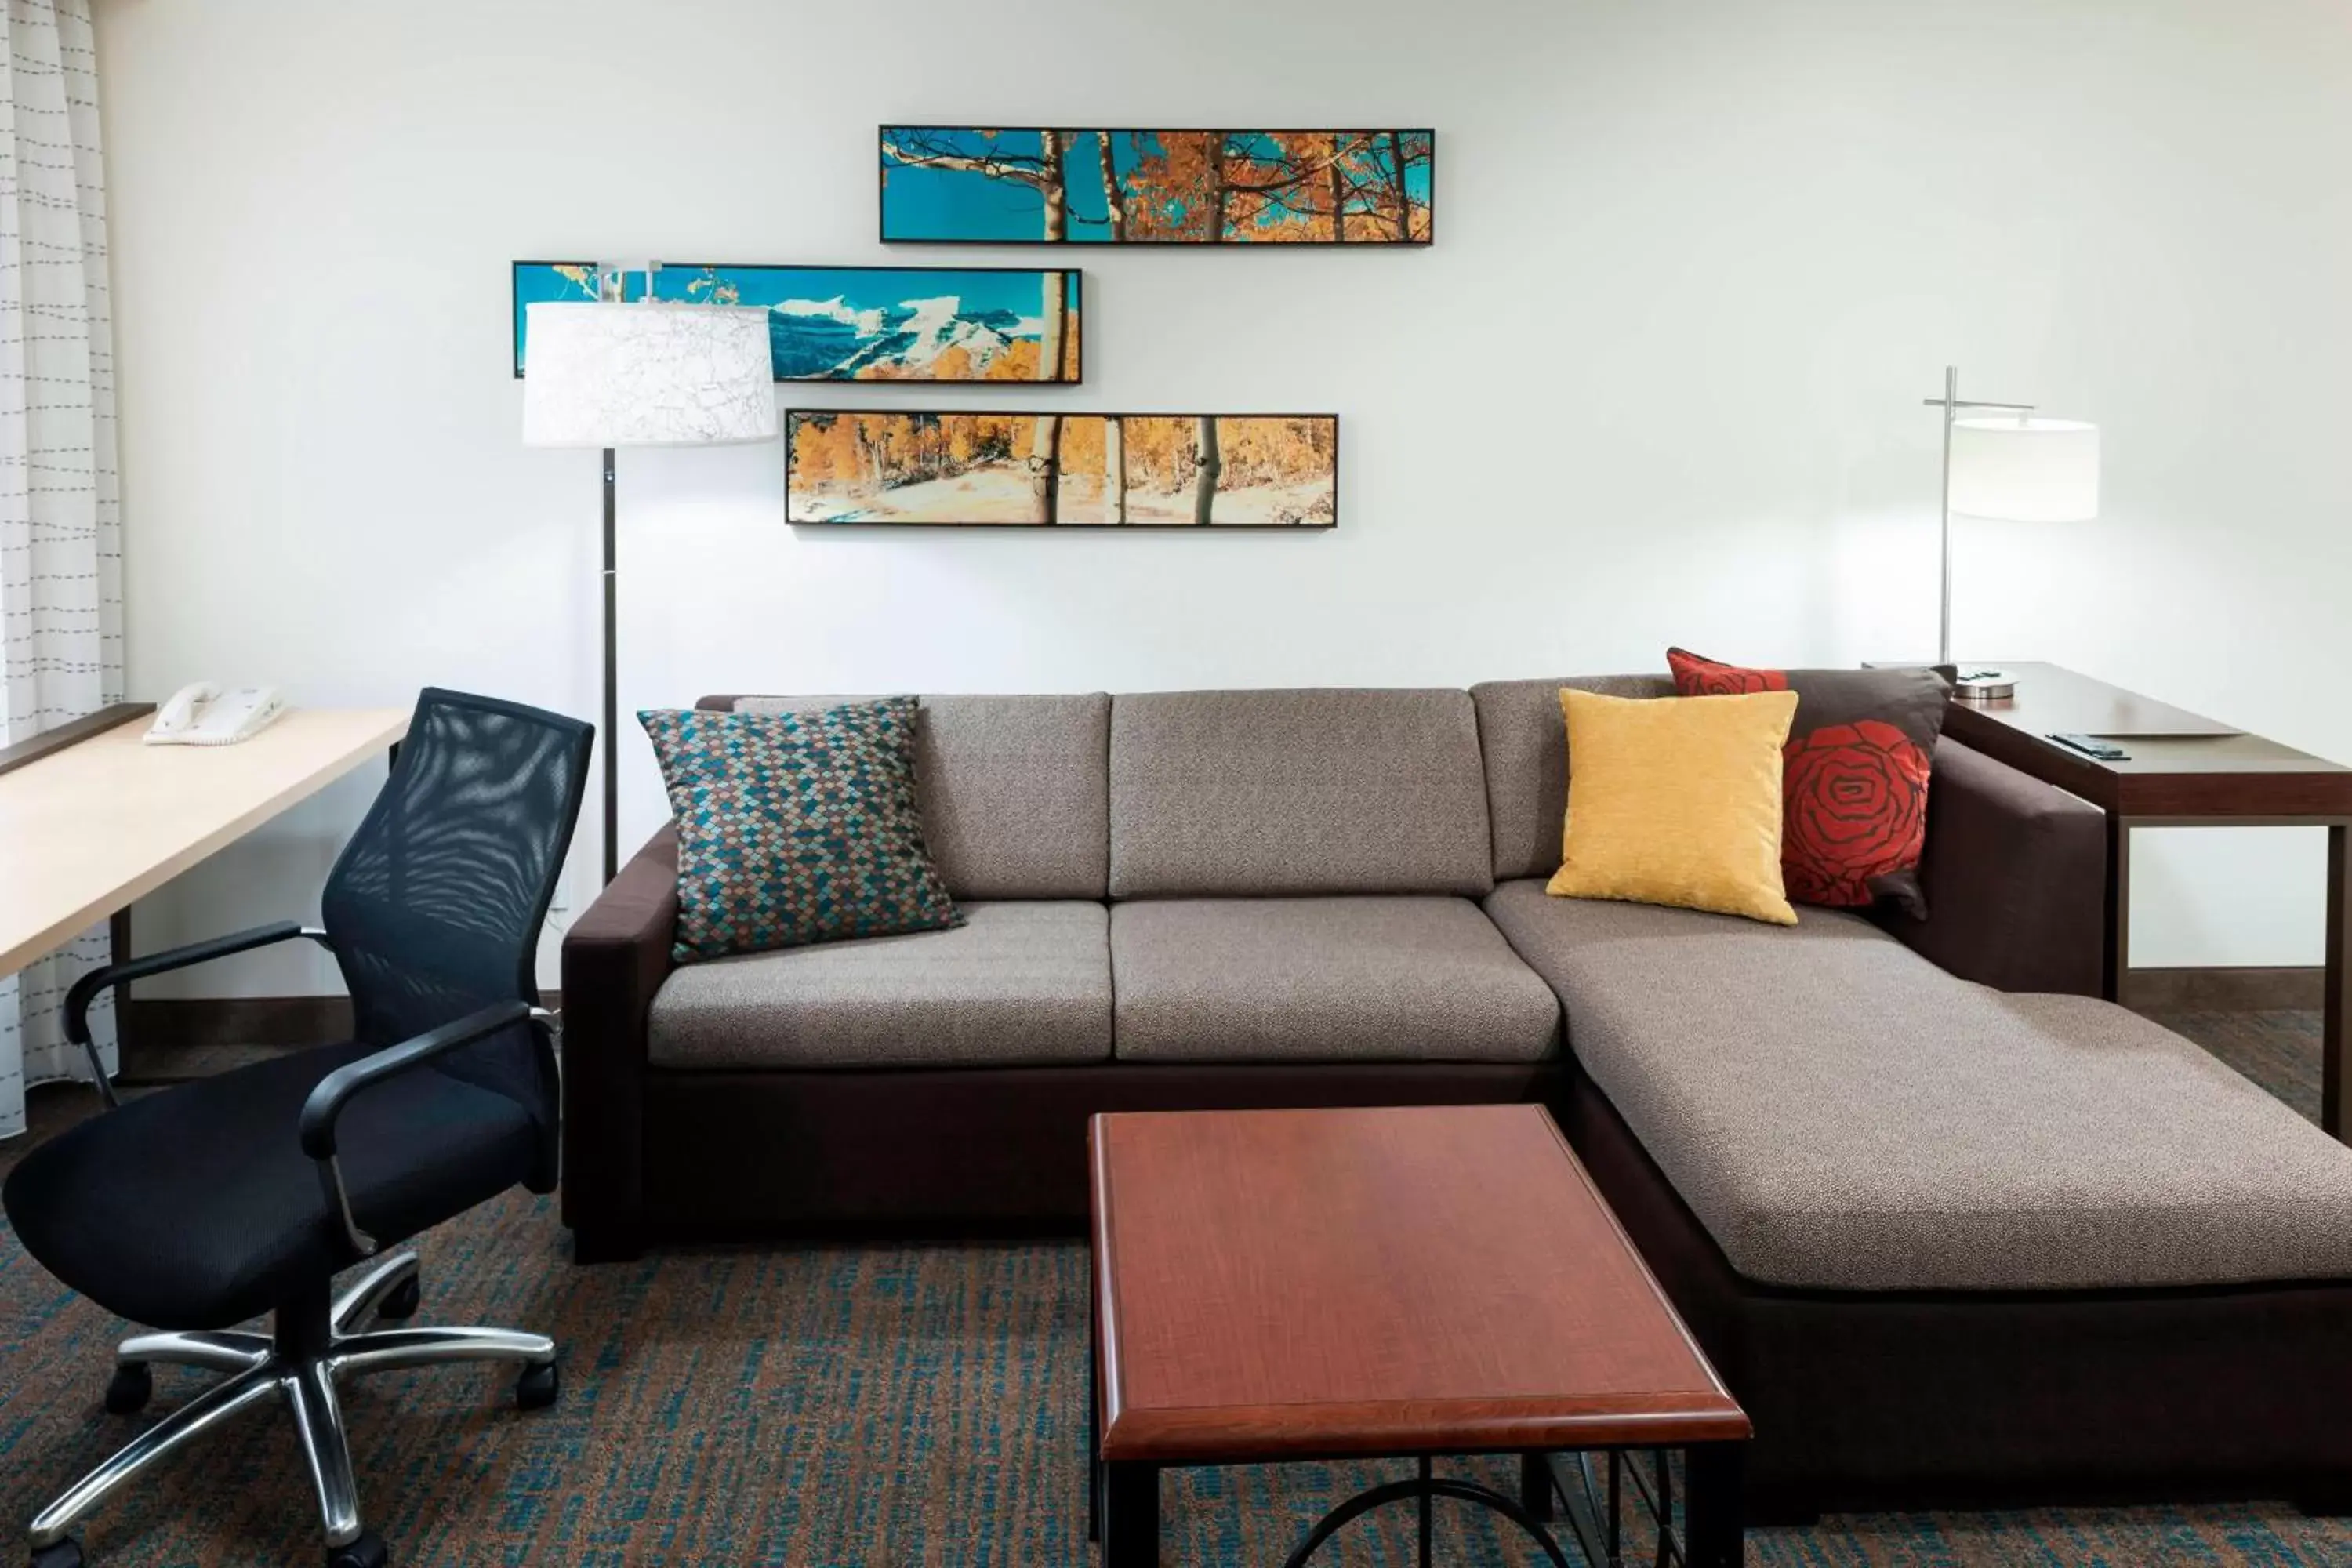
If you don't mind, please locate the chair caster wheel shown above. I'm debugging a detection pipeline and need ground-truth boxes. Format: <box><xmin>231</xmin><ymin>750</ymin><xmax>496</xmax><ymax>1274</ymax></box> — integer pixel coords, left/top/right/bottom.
<box><xmin>515</xmin><ymin>1361</ymin><xmax>558</xmax><ymax>1410</ymax></box>
<box><xmin>376</xmin><ymin>1276</ymin><xmax>421</xmax><ymax>1322</ymax></box>
<box><xmin>31</xmin><ymin>1539</ymin><xmax>83</xmax><ymax>1568</ymax></box>
<box><xmin>325</xmin><ymin>1529</ymin><xmax>387</xmax><ymax>1568</ymax></box>
<box><xmin>104</xmin><ymin>1362</ymin><xmax>153</xmax><ymax>1415</ymax></box>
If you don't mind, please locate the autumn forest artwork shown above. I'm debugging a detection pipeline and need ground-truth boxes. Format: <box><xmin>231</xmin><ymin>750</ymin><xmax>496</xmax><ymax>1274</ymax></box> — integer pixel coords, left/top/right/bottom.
<box><xmin>511</xmin><ymin>263</ymin><xmax>1080</xmax><ymax>383</ymax></box>
<box><xmin>879</xmin><ymin>129</ymin><xmax>1435</xmax><ymax>245</ymax></box>
<box><xmin>789</xmin><ymin>412</ymin><xmax>1338</xmax><ymax>527</ymax></box>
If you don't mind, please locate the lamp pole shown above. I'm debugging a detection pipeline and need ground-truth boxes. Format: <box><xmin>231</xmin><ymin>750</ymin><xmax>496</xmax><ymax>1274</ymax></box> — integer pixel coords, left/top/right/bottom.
<box><xmin>593</xmin><ymin>263</ymin><xmax>655</xmax><ymax>887</ymax></box>
<box><xmin>1922</xmin><ymin>365</ymin><xmax>2034</xmax><ymax>670</ymax></box>
<box><xmin>601</xmin><ymin>442</ymin><xmax>618</xmax><ymax>884</ymax></box>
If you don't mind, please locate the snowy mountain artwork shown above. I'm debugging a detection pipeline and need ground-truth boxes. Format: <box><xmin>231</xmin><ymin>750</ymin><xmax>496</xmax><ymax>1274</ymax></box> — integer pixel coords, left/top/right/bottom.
<box><xmin>512</xmin><ymin>263</ymin><xmax>1081</xmax><ymax>383</ymax></box>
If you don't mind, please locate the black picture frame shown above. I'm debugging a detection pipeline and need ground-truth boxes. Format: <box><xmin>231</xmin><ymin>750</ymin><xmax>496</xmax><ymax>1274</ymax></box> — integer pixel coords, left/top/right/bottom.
<box><xmin>510</xmin><ymin>260</ymin><xmax>1085</xmax><ymax>383</ymax></box>
<box><xmin>786</xmin><ymin>409</ymin><xmax>1341</xmax><ymax>529</ymax></box>
<box><xmin>877</xmin><ymin>128</ymin><xmax>1436</xmax><ymax>248</ymax></box>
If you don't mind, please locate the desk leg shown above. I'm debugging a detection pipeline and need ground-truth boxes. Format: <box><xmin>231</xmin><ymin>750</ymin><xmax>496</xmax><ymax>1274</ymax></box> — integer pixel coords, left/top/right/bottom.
<box><xmin>1683</xmin><ymin>1443</ymin><xmax>1745</xmax><ymax>1566</ymax></box>
<box><xmin>2102</xmin><ymin>814</ymin><xmax>2133</xmax><ymax>1002</ymax></box>
<box><xmin>2325</xmin><ymin>823</ymin><xmax>2347</xmax><ymax>1141</ymax></box>
<box><xmin>107</xmin><ymin>907</ymin><xmax>135</xmax><ymax>1056</ymax></box>
<box><xmin>1103</xmin><ymin>1461</ymin><xmax>1159</xmax><ymax>1568</ymax></box>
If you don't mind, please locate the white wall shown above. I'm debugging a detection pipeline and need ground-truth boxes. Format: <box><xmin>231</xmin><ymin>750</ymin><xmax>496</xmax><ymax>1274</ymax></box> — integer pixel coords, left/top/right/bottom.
<box><xmin>90</xmin><ymin>0</ymin><xmax>2352</xmax><ymax>996</ymax></box>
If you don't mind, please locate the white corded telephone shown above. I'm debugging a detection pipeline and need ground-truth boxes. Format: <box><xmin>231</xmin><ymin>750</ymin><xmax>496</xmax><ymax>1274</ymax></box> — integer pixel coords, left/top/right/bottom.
<box><xmin>143</xmin><ymin>683</ymin><xmax>288</xmax><ymax>746</ymax></box>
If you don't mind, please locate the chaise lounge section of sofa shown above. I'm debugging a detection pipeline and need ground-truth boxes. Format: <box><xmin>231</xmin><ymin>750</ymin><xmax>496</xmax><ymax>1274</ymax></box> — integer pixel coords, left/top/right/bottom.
<box><xmin>1469</xmin><ymin>676</ymin><xmax>2352</xmax><ymax>1517</ymax></box>
<box><xmin>562</xmin><ymin>678</ymin><xmax>2352</xmax><ymax>1515</ymax></box>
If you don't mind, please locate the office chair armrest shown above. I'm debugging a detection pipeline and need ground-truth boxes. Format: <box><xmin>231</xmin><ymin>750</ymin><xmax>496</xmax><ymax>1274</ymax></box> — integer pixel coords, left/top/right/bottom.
<box><xmin>299</xmin><ymin>1001</ymin><xmax>555</xmax><ymax>1160</ymax></box>
<box><xmin>64</xmin><ymin>920</ymin><xmax>325</xmax><ymax>1044</ymax></box>
<box><xmin>299</xmin><ymin>1002</ymin><xmax>558</xmax><ymax>1257</ymax></box>
<box><xmin>63</xmin><ymin>920</ymin><xmax>328</xmax><ymax>1109</ymax></box>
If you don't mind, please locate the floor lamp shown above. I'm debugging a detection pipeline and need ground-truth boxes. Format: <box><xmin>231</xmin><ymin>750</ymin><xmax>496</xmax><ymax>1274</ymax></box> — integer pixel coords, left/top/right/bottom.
<box><xmin>1922</xmin><ymin>365</ymin><xmax>2100</xmax><ymax>699</ymax></box>
<box><xmin>522</xmin><ymin>270</ymin><xmax>776</xmax><ymax>881</ymax></box>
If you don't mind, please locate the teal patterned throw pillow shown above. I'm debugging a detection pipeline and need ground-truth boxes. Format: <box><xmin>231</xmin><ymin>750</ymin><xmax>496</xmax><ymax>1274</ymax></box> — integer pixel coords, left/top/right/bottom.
<box><xmin>641</xmin><ymin>698</ymin><xmax>962</xmax><ymax>962</ymax></box>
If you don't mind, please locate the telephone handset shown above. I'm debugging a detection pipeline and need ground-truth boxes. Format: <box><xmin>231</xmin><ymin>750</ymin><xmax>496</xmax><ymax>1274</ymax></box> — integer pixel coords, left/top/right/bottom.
<box><xmin>143</xmin><ymin>683</ymin><xmax>288</xmax><ymax>746</ymax></box>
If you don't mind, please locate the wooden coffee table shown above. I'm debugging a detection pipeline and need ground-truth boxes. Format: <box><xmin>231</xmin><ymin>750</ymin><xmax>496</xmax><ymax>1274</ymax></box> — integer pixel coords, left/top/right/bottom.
<box><xmin>1087</xmin><ymin>1104</ymin><xmax>1751</xmax><ymax>1566</ymax></box>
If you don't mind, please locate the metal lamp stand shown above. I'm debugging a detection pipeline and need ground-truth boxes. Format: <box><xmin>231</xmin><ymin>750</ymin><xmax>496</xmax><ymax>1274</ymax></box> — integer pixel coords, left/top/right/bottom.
<box><xmin>600</xmin><ymin>444</ymin><xmax>618</xmax><ymax>884</ymax></box>
<box><xmin>592</xmin><ymin>260</ymin><xmax>649</xmax><ymax>887</ymax></box>
<box><xmin>1926</xmin><ymin>364</ymin><xmax>2034</xmax><ymax>701</ymax></box>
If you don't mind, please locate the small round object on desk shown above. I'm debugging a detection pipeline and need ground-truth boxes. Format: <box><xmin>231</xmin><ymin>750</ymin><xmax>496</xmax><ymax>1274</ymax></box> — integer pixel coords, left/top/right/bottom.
<box><xmin>1953</xmin><ymin>667</ymin><xmax>2017</xmax><ymax>702</ymax></box>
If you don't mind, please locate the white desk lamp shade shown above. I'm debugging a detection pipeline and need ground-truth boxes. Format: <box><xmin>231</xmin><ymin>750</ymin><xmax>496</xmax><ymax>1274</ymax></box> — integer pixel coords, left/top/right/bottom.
<box><xmin>1950</xmin><ymin>415</ymin><xmax>2100</xmax><ymax>522</ymax></box>
<box><xmin>521</xmin><ymin>302</ymin><xmax>777</xmax><ymax>448</ymax></box>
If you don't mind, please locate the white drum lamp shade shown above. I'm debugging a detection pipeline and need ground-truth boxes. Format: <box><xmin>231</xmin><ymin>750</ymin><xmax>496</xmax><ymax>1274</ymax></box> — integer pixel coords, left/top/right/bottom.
<box><xmin>521</xmin><ymin>302</ymin><xmax>777</xmax><ymax>448</ymax></box>
<box><xmin>1950</xmin><ymin>416</ymin><xmax>2100</xmax><ymax>523</ymax></box>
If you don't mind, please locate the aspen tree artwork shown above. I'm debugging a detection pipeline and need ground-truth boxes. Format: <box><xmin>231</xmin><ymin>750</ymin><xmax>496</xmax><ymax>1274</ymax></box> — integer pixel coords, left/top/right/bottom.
<box><xmin>879</xmin><ymin>129</ymin><xmax>1435</xmax><ymax>245</ymax></box>
<box><xmin>787</xmin><ymin>412</ymin><xmax>1338</xmax><ymax>527</ymax></box>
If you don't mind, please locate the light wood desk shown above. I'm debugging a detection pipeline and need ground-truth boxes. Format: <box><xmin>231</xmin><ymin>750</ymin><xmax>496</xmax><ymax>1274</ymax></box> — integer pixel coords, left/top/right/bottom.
<box><xmin>0</xmin><ymin>707</ymin><xmax>409</xmax><ymax>977</ymax></box>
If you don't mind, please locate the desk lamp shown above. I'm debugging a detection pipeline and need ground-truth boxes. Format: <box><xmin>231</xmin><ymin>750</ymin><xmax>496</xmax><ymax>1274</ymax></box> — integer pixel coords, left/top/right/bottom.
<box><xmin>1923</xmin><ymin>365</ymin><xmax>2100</xmax><ymax>699</ymax></box>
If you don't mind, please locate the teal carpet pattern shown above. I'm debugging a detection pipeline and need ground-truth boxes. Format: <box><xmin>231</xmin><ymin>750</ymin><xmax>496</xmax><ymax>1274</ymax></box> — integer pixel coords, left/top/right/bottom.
<box><xmin>0</xmin><ymin>1011</ymin><xmax>2345</xmax><ymax>1565</ymax></box>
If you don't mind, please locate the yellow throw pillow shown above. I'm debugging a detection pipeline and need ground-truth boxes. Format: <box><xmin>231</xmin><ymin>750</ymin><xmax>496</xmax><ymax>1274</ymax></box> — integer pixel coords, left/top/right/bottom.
<box><xmin>1547</xmin><ymin>688</ymin><xmax>1799</xmax><ymax>926</ymax></box>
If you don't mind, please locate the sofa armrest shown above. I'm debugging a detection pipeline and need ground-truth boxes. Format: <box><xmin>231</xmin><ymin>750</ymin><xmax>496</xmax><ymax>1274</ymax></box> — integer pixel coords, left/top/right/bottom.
<box><xmin>559</xmin><ymin>823</ymin><xmax>679</xmax><ymax>1260</ymax></box>
<box><xmin>1871</xmin><ymin>739</ymin><xmax>2107</xmax><ymax>996</ymax></box>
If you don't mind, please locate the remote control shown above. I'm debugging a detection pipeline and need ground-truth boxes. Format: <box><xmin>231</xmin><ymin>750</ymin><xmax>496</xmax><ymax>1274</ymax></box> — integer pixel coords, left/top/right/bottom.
<box><xmin>2049</xmin><ymin>732</ymin><xmax>2130</xmax><ymax>762</ymax></box>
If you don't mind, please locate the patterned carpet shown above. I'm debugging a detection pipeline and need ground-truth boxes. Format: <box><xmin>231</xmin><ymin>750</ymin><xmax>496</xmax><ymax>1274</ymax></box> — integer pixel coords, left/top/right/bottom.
<box><xmin>0</xmin><ymin>1011</ymin><xmax>2346</xmax><ymax>1566</ymax></box>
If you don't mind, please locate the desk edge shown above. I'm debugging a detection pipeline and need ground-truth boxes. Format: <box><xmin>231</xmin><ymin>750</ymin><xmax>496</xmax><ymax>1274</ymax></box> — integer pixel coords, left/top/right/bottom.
<box><xmin>0</xmin><ymin>710</ymin><xmax>408</xmax><ymax>975</ymax></box>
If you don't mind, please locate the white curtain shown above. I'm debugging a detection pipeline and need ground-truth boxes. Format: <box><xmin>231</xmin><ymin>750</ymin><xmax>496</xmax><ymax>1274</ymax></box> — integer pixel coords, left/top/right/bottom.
<box><xmin>0</xmin><ymin>0</ymin><xmax>120</xmax><ymax>1138</ymax></box>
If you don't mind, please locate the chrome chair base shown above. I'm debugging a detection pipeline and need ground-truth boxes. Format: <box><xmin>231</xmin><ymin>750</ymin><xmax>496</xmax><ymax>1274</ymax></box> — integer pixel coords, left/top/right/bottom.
<box><xmin>28</xmin><ymin>1254</ymin><xmax>556</xmax><ymax>1560</ymax></box>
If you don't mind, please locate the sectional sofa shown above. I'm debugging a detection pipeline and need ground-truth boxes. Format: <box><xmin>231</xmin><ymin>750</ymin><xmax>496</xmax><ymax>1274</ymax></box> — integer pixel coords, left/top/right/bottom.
<box><xmin>562</xmin><ymin>680</ymin><xmax>2352</xmax><ymax>1516</ymax></box>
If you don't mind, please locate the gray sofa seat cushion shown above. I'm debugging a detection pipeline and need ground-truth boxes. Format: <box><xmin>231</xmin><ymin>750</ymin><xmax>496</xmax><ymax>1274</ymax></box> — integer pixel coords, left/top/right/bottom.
<box><xmin>648</xmin><ymin>901</ymin><xmax>1111</xmax><ymax>1070</ymax></box>
<box><xmin>1469</xmin><ymin>675</ymin><xmax>1674</xmax><ymax>883</ymax></box>
<box><xmin>1109</xmin><ymin>689</ymin><xmax>1494</xmax><ymax>898</ymax></box>
<box><xmin>724</xmin><ymin>694</ymin><xmax>1110</xmax><ymax>899</ymax></box>
<box><xmin>1483</xmin><ymin>879</ymin><xmax>2352</xmax><ymax>1292</ymax></box>
<box><xmin>1111</xmin><ymin>896</ymin><xmax>1560</xmax><ymax>1064</ymax></box>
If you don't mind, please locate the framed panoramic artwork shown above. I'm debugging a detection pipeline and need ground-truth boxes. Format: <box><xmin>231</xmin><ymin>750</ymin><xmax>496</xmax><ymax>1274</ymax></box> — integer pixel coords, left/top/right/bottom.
<box><xmin>877</xmin><ymin>128</ymin><xmax>1435</xmax><ymax>245</ymax></box>
<box><xmin>511</xmin><ymin>262</ymin><xmax>1082</xmax><ymax>383</ymax></box>
<box><xmin>786</xmin><ymin>412</ymin><xmax>1339</xmax><ymax>528</ymax></box>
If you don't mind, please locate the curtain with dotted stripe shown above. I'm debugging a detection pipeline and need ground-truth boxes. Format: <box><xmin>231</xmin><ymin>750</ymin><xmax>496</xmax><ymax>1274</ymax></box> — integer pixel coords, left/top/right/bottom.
<box><xmin>0</xmin><ymin>0</ymin><xmax>118</xmax><ymax>1139</ymax></box>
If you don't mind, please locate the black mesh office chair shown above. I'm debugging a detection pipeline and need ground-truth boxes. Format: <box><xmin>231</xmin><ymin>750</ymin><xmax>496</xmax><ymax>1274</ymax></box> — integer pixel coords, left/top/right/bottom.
<box><xmin>2</xmin><ymin>690</ymin><xmax>592</xmax><ymax>1568</ymax></box>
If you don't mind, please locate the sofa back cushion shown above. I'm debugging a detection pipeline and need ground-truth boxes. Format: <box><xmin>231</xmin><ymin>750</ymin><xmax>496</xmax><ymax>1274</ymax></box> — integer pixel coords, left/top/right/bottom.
<box><xmin>717</xmin><ymin>694</ymin><xmax>1110</xmax><ymax>899</ymax></box>
<box><xmin>1108</xmin><ymin>688</ymin><xmax>1494</xmax><ymax>898</ymax></box>
<box><xmin>1470</xmin><ymin>674</ymin><xmax>1674</xmax><ymax>882</ymax></box>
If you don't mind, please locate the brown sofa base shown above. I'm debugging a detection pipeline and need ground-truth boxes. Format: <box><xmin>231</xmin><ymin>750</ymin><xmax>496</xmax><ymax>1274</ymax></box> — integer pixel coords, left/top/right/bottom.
<box><xmin>1563</xmin><ymin>1067</ymin><xmax>2352</xmax><ymax>1519</ymax></box>
<box><xmin>573</xmin><ymin>1059</ymin><xmax>1567</xmax><ymax>1258</ymax></box>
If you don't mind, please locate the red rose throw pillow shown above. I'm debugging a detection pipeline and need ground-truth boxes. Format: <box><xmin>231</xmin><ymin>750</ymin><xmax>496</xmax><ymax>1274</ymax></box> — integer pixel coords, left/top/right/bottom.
<box><xmin>1666</xmin><ymin>649</ymin><xmax>1949</xmax><ymax>914</ymax></box>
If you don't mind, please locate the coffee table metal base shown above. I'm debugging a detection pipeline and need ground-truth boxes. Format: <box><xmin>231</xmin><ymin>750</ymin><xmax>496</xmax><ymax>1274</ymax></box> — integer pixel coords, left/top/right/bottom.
<box><xmin>1278</xmin><ymin>1454</ymin><xmax>1570</xmax><ymax>1567</ymax></box>
<box><xmin>1540</xmin><ymin>1446</ymin><xmax>1746</xmax><ymax>1568</ymax></box>
<box><xmin>1089</xmin><ymin>1444</ymin><xmax>1745</xmax><ymax>1566</ymax></box>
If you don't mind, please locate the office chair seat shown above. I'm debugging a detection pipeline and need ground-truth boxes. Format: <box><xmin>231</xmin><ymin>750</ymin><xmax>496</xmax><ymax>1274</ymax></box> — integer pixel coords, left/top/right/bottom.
<box><xmin>4</xmin><ymin>1042</ymin><xmax>540</xmax><ymax>1333</ymax></box>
